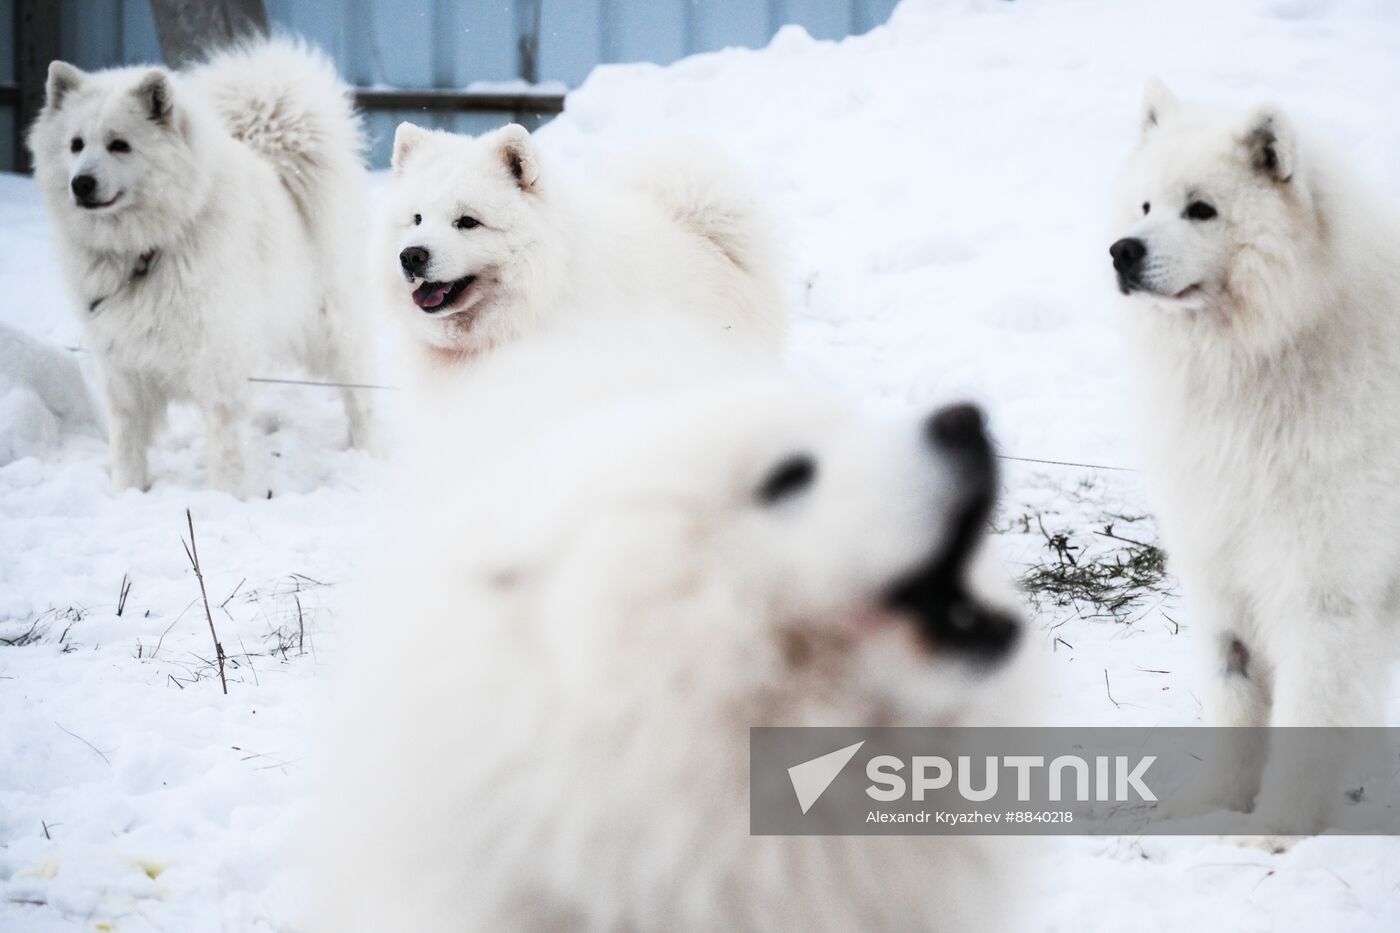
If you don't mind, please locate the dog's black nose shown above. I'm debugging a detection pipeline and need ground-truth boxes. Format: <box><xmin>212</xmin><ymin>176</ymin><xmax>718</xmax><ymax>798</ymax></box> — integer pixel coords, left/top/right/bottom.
<box><xmin>921</xmin><ymin>596</ymin><xmax>1022</xmax><ymax>666</ymax></box>
<box><xmin>926</xmin><ymin>403</ymin><xmax>988</xmax><ymax>453</ymax></box>
<box><xmin>71</xmin><ymin>174</ymin><xmax>97</xmax><ymax>200</ymax></box>
<box><xmin>889</xmin><ymin>402</ymin><xmax>1018</xmax><ymax>667</ymax></box>
<box><xmin>399</xmin><ymin>246</ymin><xmax>430</xmax><ymax>276</ymax></box>
<box><xmin>1109</xmin><ymin>237</ymin><xmax>1147</xmax><ymax>272</ymax></box>
<box><xmin>925</xmin><ymin>403</ymin><xmax>995</xmax><ymax>490</ymax></box>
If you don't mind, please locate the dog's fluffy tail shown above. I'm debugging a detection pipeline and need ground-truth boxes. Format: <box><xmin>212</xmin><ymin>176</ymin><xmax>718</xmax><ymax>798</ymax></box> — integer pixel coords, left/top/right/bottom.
<box><xmin>186</xmin><ymin>37</ymin><xmax>364</xmax><ymax>229</ymax></box>
<box><xmin>619</xmin><ymin>141</ymin><xmax>781</xmax><ymax>280</ymax></box>
<box><xmin>618</xmin><ymin>140</ymin><xmax>788</xmax><ymax>349</ymax></box>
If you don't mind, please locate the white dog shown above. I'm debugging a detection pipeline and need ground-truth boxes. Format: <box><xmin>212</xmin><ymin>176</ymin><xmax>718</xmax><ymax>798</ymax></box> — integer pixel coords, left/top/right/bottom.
<box><xmin>380</xmin><ymin>122</ymin><xmax>787</xmax><ymax>380</ymax></box>
<box><xmin>312</xmin><ymin>333</ymin><xmax>1030</xmax><ymax>932</ymax></box>
<box><xmin>1112</xmin><ymin>80</ymin><xmax>1400</xmax><ymax>844</ymax></box>
<box><xmin>28</xmin><ymin>40</ymin><xmax>372</xmax><ymax>496</ymax></box>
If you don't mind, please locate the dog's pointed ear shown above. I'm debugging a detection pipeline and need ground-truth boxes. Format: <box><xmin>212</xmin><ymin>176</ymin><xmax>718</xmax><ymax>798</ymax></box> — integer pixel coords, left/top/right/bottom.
<box><xmin>1240</xmin><ymin>106</ymin><xmax>1295</xmax><ymax>183</ymax></box>
<box><xmin>496</xmin><ymin>124</ymin><xmax>539</xmax><ymax>191</ymax></box>
<box><xmin>45</xmin><ymin>61</ymin><xmax>85</xmax><ymax>112</ymax></box>
<box><xmin>133</xmin><ymin>70</ymin><xmax>173</xmax><ymax>124</ymax></box>
<box><xmin>1141</xmin><ymin>78</ymin><xmax>1180</xmax><ymax>138</ymax></box>
<box><xmin>392</xmin><ymin>122</ymin><xmax>430</xmax><ymax>175</ymax></box>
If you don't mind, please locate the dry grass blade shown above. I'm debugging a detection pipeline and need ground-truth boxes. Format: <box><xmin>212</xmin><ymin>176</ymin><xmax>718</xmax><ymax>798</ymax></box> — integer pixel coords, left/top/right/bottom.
<box><xmin>1015</xmin><ymin>513</ymin><xmax>1170</xmax><ymax>624</ymax></box>
<box><xmin>183</xmin><ymin>509</ymin><xmax>228</xmax><ymax>695</ymax></box>
<box><xmin>116</xmin><ymin>573</ymin><xmax>132</xmax><ymax>617</ymax></box>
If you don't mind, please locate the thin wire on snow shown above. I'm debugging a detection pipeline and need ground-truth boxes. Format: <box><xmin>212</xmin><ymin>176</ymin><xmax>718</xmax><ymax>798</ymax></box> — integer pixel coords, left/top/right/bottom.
<box><xmin>60</xmin><ymin>345</ymin><xmax>1139</xmax><ymax>473</ymax></box>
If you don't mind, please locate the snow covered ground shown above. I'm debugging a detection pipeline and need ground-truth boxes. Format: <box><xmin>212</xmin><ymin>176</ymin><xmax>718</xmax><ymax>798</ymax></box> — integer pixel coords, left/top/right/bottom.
<box><xmin>4</xmin><ymin>0</ymin><xmax>1400</xmax><ymax>930</ymax></box>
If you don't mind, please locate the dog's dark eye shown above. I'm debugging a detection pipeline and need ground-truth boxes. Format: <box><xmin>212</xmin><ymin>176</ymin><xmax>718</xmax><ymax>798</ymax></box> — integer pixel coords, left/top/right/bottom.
<box><xmin>70</xmin><ymin>137</ymin><xmax>83</xmax><ymax>154</ymax></box>
<box><xmin>756</xmin><ymin>454</ymin><xmax>816</xmax><ymax>505</ymax></box>
<box><xmin>1141</xmin><ymin>201</ymin><xmax>1150</xmax><ymax>215</ymax></box>
<box><xmin>412</xmin><ymin>213</ymin><xmax>422</xmax><ymax>226</ymax></box>
<box><xmin>1185</xmin><ymin>200</ymin><xmax>1217</xmax><ymax>221</ymax></box>
<box><xmin>107</xmin><ymin>139</ymin><xmax>130</xmax><ymax>154</ymax></box>
<box><xmin>454</xmin><ymin>215</ymin><xmax>480</xmax><ymax>230</ymax></box>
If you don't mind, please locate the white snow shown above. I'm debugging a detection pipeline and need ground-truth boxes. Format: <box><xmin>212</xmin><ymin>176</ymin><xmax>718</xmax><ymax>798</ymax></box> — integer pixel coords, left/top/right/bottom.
<box><xmin>0</xmin><ymin>321</ymin><xmax>104</xmax><ymax>466</ymax></box>
<box><xmin>4</xmin><ymin>1</ymin><xmax>1400</xmax><ymax>930</ymax></box>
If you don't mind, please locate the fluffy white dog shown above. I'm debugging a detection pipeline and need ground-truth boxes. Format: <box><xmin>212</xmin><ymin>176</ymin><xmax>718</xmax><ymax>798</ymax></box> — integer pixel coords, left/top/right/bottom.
<box><xmin>380</xmin><ymin>122</ymin><xmax>788</xmax><ymax>380</ymax></box>
<box><xmin>28</xmin><ymin>40</ymin><xmax>372</xmax><ymax>495</ymax></box>
<box><xmin>1111</xmin><ymin>80</ymin><xmax>1400</xmax><ymax>844</ymax></box>
<box><xmin>312</xmin><ymin>331</ymin><xmax>1031</xmax><ymax>932</ymax></box>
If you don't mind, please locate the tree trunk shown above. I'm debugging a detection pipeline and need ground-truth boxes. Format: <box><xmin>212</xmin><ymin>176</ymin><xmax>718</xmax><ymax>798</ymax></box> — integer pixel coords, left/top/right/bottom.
<box><xmin>149</xmin><ymin>0</ymin><xmax>269</xmax><ymax>69</ymax></box>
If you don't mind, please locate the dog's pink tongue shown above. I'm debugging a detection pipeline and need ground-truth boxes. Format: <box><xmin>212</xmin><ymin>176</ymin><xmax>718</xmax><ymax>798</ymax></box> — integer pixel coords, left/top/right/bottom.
<box><xmin>413</xmin><ymin>281</ymin><xmax>451</xmax><ymax>309</ymax></box>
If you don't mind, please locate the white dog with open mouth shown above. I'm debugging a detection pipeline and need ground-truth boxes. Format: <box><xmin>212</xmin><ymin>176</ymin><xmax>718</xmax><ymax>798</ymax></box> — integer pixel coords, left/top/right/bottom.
<box><xmin>27</xmin><ymin>40</ymin><xmax>372</xmax><ymax>495</ymax></box>
<box><xmin>380</xmin><ymin>122</ymin><xmax>788</xmax><ymax>379</ymax></box>
<box><xmin>1111</xmin><ymin>80</ymin><xmax>1400</xmax><ymax>846</ymax></box>
<box><xmin>312</xmin><ymin>329</ymin><xmax>1032</xmax><ymax>931</ymax></box>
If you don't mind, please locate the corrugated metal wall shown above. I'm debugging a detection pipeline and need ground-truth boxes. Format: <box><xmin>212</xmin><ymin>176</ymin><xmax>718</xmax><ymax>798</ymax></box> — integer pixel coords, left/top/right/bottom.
<box><xmin>1</xmin><ymin>0</ymin><xmax>898</xmax><ymax>170</ymax></box>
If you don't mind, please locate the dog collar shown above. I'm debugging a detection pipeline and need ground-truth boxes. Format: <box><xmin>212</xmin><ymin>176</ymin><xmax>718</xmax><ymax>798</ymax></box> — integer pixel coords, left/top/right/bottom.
<box><xmin>89</xmin><ymin>249</ymin><xmax>160</xmax><ymax>313</ymax></box>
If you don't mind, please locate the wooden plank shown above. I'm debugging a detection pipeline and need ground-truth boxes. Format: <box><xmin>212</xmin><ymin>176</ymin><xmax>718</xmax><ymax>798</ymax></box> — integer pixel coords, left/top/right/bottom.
<box><xmin>354</xmin><ymin>87</ymin><xmax>564</xmax><ymax>114</ymax></box>
<box><xmin>16</xmin><ymin>0</ymin><xmax>59</xmax><ymax>172</ymax></box>
<box><xmin>150</xmin><ymin>0</ymin><xmax>269</xmax><ymax>68</ymax></box>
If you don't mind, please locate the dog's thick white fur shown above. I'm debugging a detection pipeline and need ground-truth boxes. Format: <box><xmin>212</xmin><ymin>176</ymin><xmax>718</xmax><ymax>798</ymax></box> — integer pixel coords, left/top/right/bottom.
<box><xmin>313</xmin><ymin>331</ymin><xmax>1032</xmax><ymax>932</ymax></box>
<box><xmin>381</xmin><ymin>122</ymin><xmax>787</xmax><ymax>380</ymax></box>
<box><xmin>28</xmin><ymin>39</ymin><xmax>372</xmax><ymax>496</ymax></box>
<box><xmin>1113</xmin><ymin>80</ymin><xmax>1400</xmax><ymax>841</ymax></box>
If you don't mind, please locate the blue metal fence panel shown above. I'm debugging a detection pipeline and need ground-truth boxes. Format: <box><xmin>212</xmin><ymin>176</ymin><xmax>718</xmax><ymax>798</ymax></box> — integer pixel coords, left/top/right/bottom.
<box><xmin>445</xmin><ymin>2</ymin><xmax>519</xmax><ymax>86</ymax></box>
<box><xmin>60</xmin><ymin>0</ymin><xmax>123</xmax><ymax>69</ymax></box>
<box><xmin>691</xmin><ymin>0</ymin><xmax>772</xmax><ymax>55</ymax></box>
<box><xmin>265</xmin><ymin>0</ymin><xmax>345</xmax><ymax>64</ymax></box>
<box><xmin>2</xmin><ymin>0</ymin><xmax>897</xmax><ymax>171</ymax></box>
<box><xmin>855</xmin><ymin>0</ymin><xmax>901</xmax><ymax>34</ymax></box>
<box><xmin>51</xmin><ymin>0</ymin><xmax>161</xmax><ymax>69</ymax></box>
<box><xmin>369</xmin><ymin>0</ymin><xmax>436</xmax><ymax>87</ymax></box>
<box><xmin>121</xmin><ymin>0</ymin><xmax>162</xmax><ymax>64</ymax></box>
<box><xmin>605</xmin><ymin>0</ymin><xmax>688</xmax><ymax>65</ymax></box>
<box><xmin>538</xmin><ymin>0</ymin><xmax>605</xmax><ymax>87</ymax></box>
<box><xmin>773</xmin><ymin>0</ymin><xmax>853</xmax><ymax>40</ymax></box>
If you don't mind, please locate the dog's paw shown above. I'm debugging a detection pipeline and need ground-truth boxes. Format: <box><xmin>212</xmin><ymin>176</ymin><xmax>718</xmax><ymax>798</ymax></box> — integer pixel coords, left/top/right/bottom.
<box><xmin>110</xmin><ymin>465</ymin><xmax>150</xmax><ymax>494</ymax></box>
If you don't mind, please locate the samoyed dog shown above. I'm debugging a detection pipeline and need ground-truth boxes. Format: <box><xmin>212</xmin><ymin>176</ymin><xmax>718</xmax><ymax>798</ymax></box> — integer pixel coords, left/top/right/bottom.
<box><xmin>313</xmin><ymin>334</ymin><xmax>1031</xmax><ymax>932</ymax></box>
<box><xmin>28</xmin><ymin>40</ymin><xmax>372</xmax><ymax>496</ymax></box>
<box><xmin>381</xmin><ymin>122</ymin><xmax>787</xmax><ymax>379</ymax></box>
<box><xmin>1111</xmin><ymin>80</ymin><xmax>1400</xmax><ymax>844</ymax></box>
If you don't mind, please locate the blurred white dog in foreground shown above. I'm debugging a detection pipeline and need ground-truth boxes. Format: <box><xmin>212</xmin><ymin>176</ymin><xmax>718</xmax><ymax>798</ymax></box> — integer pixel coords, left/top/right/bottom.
<box><xmin>28</xmin><ymin>40</ymin><xmax>371</xmax><ymax>496</ymax></box>
<box><xmin>313</xmin><ymin>331</ymin><xmax>1031</xmax><ymax>932</ymax></box>
<box><xmin>381</xmin><ymin>122</ymin><xmax>787</xmax><ymax>381</ymax></box>
<box><xmin>1112</xmin><ymin>81</ymin><xmax>1400</xmax><ymax>845</ymax></box>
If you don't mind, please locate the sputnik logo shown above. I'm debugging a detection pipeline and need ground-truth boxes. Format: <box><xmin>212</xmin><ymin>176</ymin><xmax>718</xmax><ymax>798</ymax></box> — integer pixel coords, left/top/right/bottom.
<box><xmin>787</xmin><ymin>741</ymin><xmax>865</xmax><ymax>814</ymax></box>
